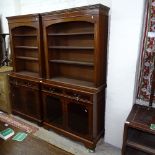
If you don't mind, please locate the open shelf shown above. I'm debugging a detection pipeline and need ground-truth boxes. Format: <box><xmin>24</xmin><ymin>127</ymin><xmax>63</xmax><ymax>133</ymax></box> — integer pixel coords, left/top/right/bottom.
<box><xmin>48</xmin><ymin>32</ymin><xmax>94</xmax><ymax>36</ymax></box>
<box><xmin>15</xmin><ymin>71</ymin><xmax>39</xmax><ymax>78</ymax></box>
<box><xmin>126</xmin><ymin>127</ymin><xmax>155</xmax><ymax>154</ymax></box>
<box><xmin>10</xmin><ymin>25</ymin><xmax>42</xmax><ymax>77</ymax></box>
<box><xmin>50</xmin><ymin>77</ymin><xmax>95</xmax><ymax>88</ymax></box>
<box><xmin>15</xmin><ymin>46</ymin><xmax>38</xmax><ymax>49</ymax></box>
<box><xmin>127</xmin><ymin>140</ymin><xmax>155</xmax><ymax>154</ymax></box>
<box><xmin>126</xmin><ymin>147</ymin><xmax>150</xmax><ymax>155</ymax></box>
<box><xmin>49</xmin><ymin>60</ymin><xmax>94</xmax><ymax>66</ymax></box>
<box><xmin>13</xmin><ymin>34</ymin><xmax>37</xmax><ymax>37</ymax></box>
<box><xmin>45</xmin><ymin>20</ymin><xmax>97</xmax><ymax>85</ymax></box>
<box><xmin>48</xmin><ymin>46</ymin><xmax>94</xmax><ymax>50</ymax></box>
<box><xmin>15</xmin><ymin>60</ymin><xmax>39</xmax><ymax>75</ymax></box>
<box><xmin>16</xmin><ymin>56</ymin><xmax>38</xmax><ymax>61</ymax></box>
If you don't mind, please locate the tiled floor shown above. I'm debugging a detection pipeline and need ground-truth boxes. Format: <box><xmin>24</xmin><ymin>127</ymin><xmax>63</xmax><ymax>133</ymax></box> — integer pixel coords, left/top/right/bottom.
<box><xmin>16</xmin><ymin>116</ymin><xmax>121</xmax><ymax>155</ymax></box>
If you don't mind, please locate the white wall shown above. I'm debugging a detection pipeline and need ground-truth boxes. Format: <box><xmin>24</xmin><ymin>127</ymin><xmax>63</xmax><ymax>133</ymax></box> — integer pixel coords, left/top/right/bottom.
<box><xmin>0</xmin><ymin>0</ymin><xmax>21</xmax><ymax>33</ymax></box>
<box><xmin>0</xmin><ymin>0</ymin><xmax>145</xmax><ymax>148</ymax></box>
<box><xmin>105</xmin><ymin>0</ymin><xmax>145</xmax><ymax>147</ymax></box>
<box><xmin>20</xmin><ymin>0</ymin><xmax>111</xmax><ymax>14</ymax></box>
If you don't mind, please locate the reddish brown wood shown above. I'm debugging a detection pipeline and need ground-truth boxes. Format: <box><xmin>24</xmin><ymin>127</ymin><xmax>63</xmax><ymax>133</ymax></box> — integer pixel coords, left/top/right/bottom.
<box><xmin>7</xmin><ymin>4</ymin><xmax>109</xmax><ymax>150</ymax></box>
<box><xmin>7</xmin><ymin>14</ymin><xmax>44</xmax><ymax>78</ymax></box>
<box><xmin>9</xmin><ymin>74</ymin><xmax>43</xmax><ymax>125</ymax></box>
<box><xmin>42</xmin><ymin>4</ymin><xmax>109</xmax><ymax>88</ymax></box>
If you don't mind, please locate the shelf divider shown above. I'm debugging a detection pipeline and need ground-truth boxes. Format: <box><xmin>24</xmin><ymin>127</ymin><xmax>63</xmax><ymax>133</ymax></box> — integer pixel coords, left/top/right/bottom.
<box><xmin>127</xmin><ymin>140</ymin><xmax>155</xmax><ymax>154</ymax></box>
<box><xmin>48</xmin><ymin>32</ymin><xmax>94</xmax><ymax>36</ymax></box>
<box><xmin>16</xmin><ymin>56</ymin><xmax>38</xmax><ymax>61</ymax></box>
<box><xmin>48</xmin><ymin>46</ymin><xmax>94</xmax><ymax>50</ymax></box>
<box><xmin>49</xmin><ymin>59</ymin><xmax>94</xmax><ymax>66</ymax></box>
<box><xmin>15</xmin><ymin>46</ymin><xmax>38</xmax><ymax>49</ymax></box>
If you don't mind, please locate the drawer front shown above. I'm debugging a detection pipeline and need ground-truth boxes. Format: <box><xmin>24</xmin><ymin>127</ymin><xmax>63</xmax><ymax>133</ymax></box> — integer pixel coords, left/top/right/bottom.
<box><xmin>41</xmin><ymin>84</ymin><xmax>93</xmax><ymax>104</ymax></box>
<box><xmin>9</xmin><ymin>77</ymin><xmax>39</xmax><ymax>90</ymax></box>
<box><xmin>42</xmin><ymin>85</ymin><xmax>63</xmax><ymax>95</ymax></box>
<box><xmin>64</xmin><ymin>90</ymin><xmax>93</xmax><ymax>103</ymax></box>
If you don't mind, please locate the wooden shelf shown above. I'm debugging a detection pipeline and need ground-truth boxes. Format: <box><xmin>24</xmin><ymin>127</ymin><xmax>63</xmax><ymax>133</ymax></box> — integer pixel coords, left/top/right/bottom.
<box><xmin>16</xmin><ymin>71</ymin><xmax>39</xmax><ymax>78</ymax></box>
<box><xmin>15</xmin><ymin>46</ymin><xmax>38</xmax><ymax>49</ymax></box>
<box><xmin>48</xmin><ymin>46</ymin><xmax>94</xmax><ymax>50</ymax></box>
<box><xmin>50</xmin><ymin>77</ymin><xmax>95</xmax><ymax>88</ymax></box>
<box><xmin>127</xmin><ymin>140</ymin><xmax>155</xmax><ymax>154</ymax></box>
<box><xmin>49</xmin><ymin>60</ymin><xmax>94</xmax><ymax>66</ymax></box>
<box><xmin>48</xmin><ymin>32</ymin><xmax>94</xmax><ymax>36</ymax></box>
<box><xmin>13</xmin><ymin>34</ymin><xmax>37</xmax><ymax>37</ymax></box>
<box><xmin>122</xmin><ymin>104</ymin><xmax>155</xmax><ymax>155</ymax></box>
<box><xmin>126</xmin><ymin>147</ymin><xmax>149</xmax><ymax>155</ymax></box>
<box><xmin>16</xmin><ymin>56</ymin><xmax>38</xmax><ymax>61</ymax></box>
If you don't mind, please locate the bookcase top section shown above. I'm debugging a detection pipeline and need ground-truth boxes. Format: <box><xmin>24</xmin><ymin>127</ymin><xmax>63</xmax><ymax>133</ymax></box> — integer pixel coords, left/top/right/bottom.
<box><xmin>7</xmin><ymin>4</ymin><xmax>109</xmax><ymax>23</ymax></box>
<box><xmin>42</xmin><ymin>4</ymin><xmax>109</xmax><ymax>18</ymax></box>
<box><xmin>7</xmin><ymin>14</ymin><xmax>40</xmax><ymax>23</ymax></box>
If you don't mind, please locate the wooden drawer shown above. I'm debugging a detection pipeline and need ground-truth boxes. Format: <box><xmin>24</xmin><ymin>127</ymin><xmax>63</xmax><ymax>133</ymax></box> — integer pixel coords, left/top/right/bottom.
<box><xmin>64</xmin><ymin>90</ymin><xmax>93</xmax><ymax>104</ymax></box>
<box><xmin>42</xmin><ymin>85</ymin><xmax>63</xmax><ymax>95</ymax></box>
<box><xmin>41</xmin><ymin>83</ymin><xmax>93</xmax><ymax>104</ymax></box>
<box><xmin>9</xmin><ymin>77</ymin><xmax>39</xmax><ymax>90</ymax></box>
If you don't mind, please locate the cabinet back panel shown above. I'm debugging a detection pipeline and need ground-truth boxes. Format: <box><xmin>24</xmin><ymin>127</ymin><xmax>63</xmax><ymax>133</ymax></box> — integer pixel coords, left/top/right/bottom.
<box><xmin>13</xmin><ymin>37</ymin><xmax>37</xmax><ymax>46</ymax></box>
<box><xmin>47</xmin><ymin>21</ymin><xmax>94</xmax><ymax>33</ymax></box>
<box><xmin>49</xmin><ymin>50</ymin><xmax>94</xmax><ymax>62</ymax></box>
<box><xmin>50</xmin><ymin>64</ymin><xmax>94</xmax><ymax>82</ymax></box>
<box><xmin>15</xmin><ymin>49</ymin><xmax>38</xmax><ymax>58</ymax></box>
<box><xmin>16</xmin><ymin>60</ymin><xmax>39</xmax><ymax>73</ymax></box>
<box><xmin>48</xmin><ymin>35</ymin><xmax>94</xmax><ymax>47</ymax></box>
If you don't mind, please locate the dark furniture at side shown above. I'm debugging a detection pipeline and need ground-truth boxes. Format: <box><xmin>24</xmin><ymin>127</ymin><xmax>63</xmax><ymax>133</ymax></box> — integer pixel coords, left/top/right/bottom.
<box><xmin>122</xmin><ymin>104</ymin><xmax>155</xmax><ymax>155</ymax></box>
<box><xmin>7</xmin><ymin>4</ymin><xmax>109</xmax><ymax>150</ymax></box>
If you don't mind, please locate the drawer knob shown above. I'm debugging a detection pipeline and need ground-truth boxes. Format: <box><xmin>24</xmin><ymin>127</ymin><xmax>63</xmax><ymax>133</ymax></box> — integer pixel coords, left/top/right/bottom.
<box><xmin>85</xmin><ymin>109</ymin><xmax>88</xmax><ymax>113</ymax></box>
<box><xmin>76</xmin><ymin>96</ymin><xmax>80</xmax><ymax>101</ymax></box>
<box><xmin>50</xmin><ymin>88</ymin><xmax>55</xmax><ymax>93</ymax></box>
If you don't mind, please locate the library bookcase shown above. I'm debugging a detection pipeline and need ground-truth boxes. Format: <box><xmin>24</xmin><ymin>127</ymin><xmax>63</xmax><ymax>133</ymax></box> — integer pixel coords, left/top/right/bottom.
<box><xmin>7</xmin><ymin>4</ymin><xmax>109</xmax><ymax>150</ymax></box>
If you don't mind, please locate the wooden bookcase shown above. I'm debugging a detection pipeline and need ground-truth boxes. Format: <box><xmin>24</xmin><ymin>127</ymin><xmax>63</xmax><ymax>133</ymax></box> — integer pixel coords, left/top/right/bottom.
<box><xmin>42</xmin><ymin>4</ymin><xmax>109</xmax><ymax>88</ymax></box>
<box><xmin>7</xmin><ymin>14</ymin><xmax>44</xmax><ymax>124</ymax></box>
<box><xmin>7</xmin><ymin>4</ymin><xmax>109</xmax><ymax>150</ymax></box>
<box><xmin>7</xmin><ymin>14</ymin><xmax>44</xmax><ymax>78</ymax></box>
<box><xmin>122</xmin><ymin>104</ymin><xmax>155</xmax><ymax>155</ymax></box>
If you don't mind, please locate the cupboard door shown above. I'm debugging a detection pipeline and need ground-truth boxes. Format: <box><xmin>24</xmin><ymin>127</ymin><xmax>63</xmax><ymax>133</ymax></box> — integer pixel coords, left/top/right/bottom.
<box><xmin>10</xmin><ymin>85</ymin><xmax>25</xmax><ymax>113</ymax></box>
<box><xmin>66</xmin><ymin>100</ymin><xmax>92</xmax><ymax>138</ymax></box>
<box><xmin>10</xmin><ymin>84</ymin><xmax>41</xmax><ymax>119</ymax></box>
<box><xmin>24</xmin><ymin>87</ymin><xmax>41</xmax><ymax>119</ymax></box>
<box><xmin>42</xmin><ymin>93</ymin><xmax>64</xmax><ymax>127</ymax></box>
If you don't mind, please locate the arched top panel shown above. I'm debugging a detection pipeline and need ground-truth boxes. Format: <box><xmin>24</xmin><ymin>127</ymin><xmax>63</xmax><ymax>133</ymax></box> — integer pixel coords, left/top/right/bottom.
<box><xmin>47</xmin><ymin>21</ymin><xmax>94</xmax><ymax>34</ymax></box>
<box><xmin>11</xmin><ymin>26</ymin><xmax>37</xmax><ymax>36</ymax></box>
